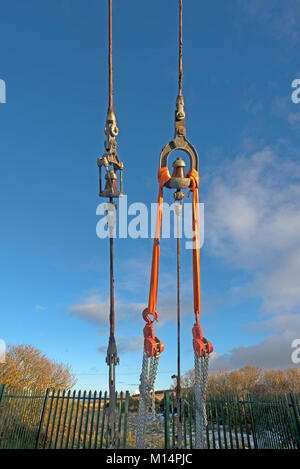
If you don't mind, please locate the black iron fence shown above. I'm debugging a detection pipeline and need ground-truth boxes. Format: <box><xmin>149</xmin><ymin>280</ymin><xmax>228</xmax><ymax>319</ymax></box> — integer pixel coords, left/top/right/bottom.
<box><xmin>0</xmin><ymin>386</ymin><xmax>129</xmax><ymax>449</ymax></box>
<box><xmin>0</xmin><ymin>384</ymin><xmax>299</xmax><ymax>450</ymax></box>
<box><xmin>163</xmin><ymin>391</ymin><xmax>300</xmax><ymax>449</ymax></box>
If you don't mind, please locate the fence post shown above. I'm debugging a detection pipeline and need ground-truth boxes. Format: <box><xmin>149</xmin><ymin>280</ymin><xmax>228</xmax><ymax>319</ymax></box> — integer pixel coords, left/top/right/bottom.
<box><xmin>247</xmin><ymin>394</ymin><xmax>258</xmax><ymax>449</ymax></box>
<box><xmin>35</xmin><ymin>389</ymin><xmax>50</xmax><ymax>449</ymax></box>
<box><xmin>287</xmin><ymin>393</ymin><xmax>300</xmax><ymax>450</ymax></box>
<box><xmin>0</xmin><ymin>384</ymin><xmax>6</xmax><ymax>448</ymax></box>
<box><xmin>188</xmin><ymin>392</ymin><xmax>193</xmax><ymax>449</ymax></box>
<box><xmin>171</xmin><ymin>393</ymin><xmax>175</xmax><ymax>449</ymax></box>
<box><xmin>122</xmin><ymin>391</ymin><xmax>129</xmax><ymax>449</ymax></box>
<box><xmin>0</xmin><ymin>384</ymin><xmax>5</xmax><ymax>414</ymax></box>
<box><xmin>0</xmin><ymin>384</ymin><xmax>5</xmax><ymax>403</ymax></box>
<box><xmin>164</xmin><ymin>391</ymin><xmax>170</xmax><ymax>449</ymax></box>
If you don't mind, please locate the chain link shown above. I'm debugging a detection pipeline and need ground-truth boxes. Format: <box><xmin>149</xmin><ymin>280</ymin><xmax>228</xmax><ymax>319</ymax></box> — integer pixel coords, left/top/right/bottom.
<box><xmin>194</xmin><ymin>353</ymin><xmax>209</xmax><ymax>449</ymax></box>
<box><xmin>136</xmin><ymin>353</ymin><xmax>159</xmax><ymax>448</ymax></box>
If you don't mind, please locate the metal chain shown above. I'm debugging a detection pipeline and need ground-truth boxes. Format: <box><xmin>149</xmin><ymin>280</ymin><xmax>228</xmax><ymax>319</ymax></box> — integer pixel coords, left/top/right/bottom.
<box><xmin>149</xmin><ymin>356</ymin><xmax>159</xmax><ymax>422</ymax></box>
<box><xmin>149</xmin><ymin>356</ymin><xmax>155</xmax><ymax>421</ymax></box>
<box><xmin>136</xmin><ymin>353</ymin><xmax>159</xmax><ymax>448</ymax></box>
<box><xmin>194</xmin><ymin>353</ymin><xmax>209</xmax><ymax>449</ymax></box>
<box><xmin>201</xmin><ymin>356</ymin><xmax>209</xmax><ymax>426</ymax></box>
<box><xmin>136</xmin><ymin>352</ymin><xmax>148</xmax><ymax>448</ymax></box>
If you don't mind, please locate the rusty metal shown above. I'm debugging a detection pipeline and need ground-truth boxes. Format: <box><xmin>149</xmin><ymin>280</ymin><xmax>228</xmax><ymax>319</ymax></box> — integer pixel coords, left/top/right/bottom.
<box><xmin>157</xmin><ymin>0</ymin><xmax>201</xmax><ymax>450</ymax></box>
<box><xmin>175</xmin><ymin>200</ymin><xmax>183</xmax><ymax>449</ymax></box>
<box><xmin>105</xmin><ymin>198</ymin><xmax>120</xmax><ymax>449</ymax></box>
<box><xmin>159</xmin><ymin>136</ymin><xmax>199</xmax><ymax>191</ymax></box>
<box><xmin>108</xmin><ymin>0</ymin><xmax>113</xmax><ymax>112</ymax></box>
<box><xmin>97</xmin><ymin>1</ymin><xmax>124</xmax><ymax>449</ymax></box>
<box><xmin>98</xmin><ymin>0</ymin><xmax>124</xmax><ymax>199</ymax></box>
<box><xmin>172</xmin><ymin>157</ymin><xmax>186</xmax><ymax>179</ymax></box>
<box><xmin>102</xmin><ymin>169</ymin><xmax>120</xmax><ymax>198</ymax></box>
<box><xmin>178</xmin><ymin>0</ymin><xmax>183</xmax><ymax>97</ymax></box>
<box><xmin>159</xmin><ymin>0</ymin><xmax>199</xmax><ymax>189</ymax></box>
<box><xmin>176</xmin><ymin>0</ymin><xmax>185</xmax><ymax>126</ymax></box>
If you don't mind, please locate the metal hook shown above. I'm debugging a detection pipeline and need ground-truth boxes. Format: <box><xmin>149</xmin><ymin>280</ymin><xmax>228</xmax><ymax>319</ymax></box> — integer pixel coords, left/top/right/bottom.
<box><xmin>142</xmin><ymin>308</ymin><xmax>158</xmax><ymax>324</ymax></box>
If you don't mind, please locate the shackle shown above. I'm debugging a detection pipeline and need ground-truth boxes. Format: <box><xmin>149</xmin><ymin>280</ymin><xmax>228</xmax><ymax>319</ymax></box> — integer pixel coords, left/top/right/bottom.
<box><xmin>159</xmin><ymin>134</ymin><xmax>199</xmax><ymax>190</ymax></box>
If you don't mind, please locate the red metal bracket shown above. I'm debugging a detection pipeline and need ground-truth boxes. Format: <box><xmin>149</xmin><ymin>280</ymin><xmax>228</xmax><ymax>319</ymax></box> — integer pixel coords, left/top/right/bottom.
<box><xmin>192</xmin><ymin>313</ymin><xmax>213</xmax><ymax>358</ymax></box>
<box><xmin>142</xmin><ymin>308</ymin><xmax>164</xmax><ymax>358</ymax></box>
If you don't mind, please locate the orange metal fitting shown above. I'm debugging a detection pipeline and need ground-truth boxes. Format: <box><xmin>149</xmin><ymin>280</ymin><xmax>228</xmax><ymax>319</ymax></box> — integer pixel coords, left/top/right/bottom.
<box><xmin>142</xmin><ymin>308</ymin><xmax>164</xmax><ymax>357</ymax></box>
<box><xmin>192</xmin><ymin>321</ymin><xmax>213</xmax><ymax>358</ymax></box>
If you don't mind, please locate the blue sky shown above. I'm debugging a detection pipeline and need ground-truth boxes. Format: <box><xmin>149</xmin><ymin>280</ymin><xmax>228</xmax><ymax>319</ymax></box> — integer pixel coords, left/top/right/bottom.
<box><xmin>0</xmin><ymin>0</ymin><xmax>300</xmax><ymax>392</ymax></box>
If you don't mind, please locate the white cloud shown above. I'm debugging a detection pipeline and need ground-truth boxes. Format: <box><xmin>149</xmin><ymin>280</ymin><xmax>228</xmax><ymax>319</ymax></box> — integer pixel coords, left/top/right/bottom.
<box><xmin>69</xmin><ymin>295</ymin><xmax>109</xmax><ymax>325</ymax></box>
<box><xmin>288</xmin><ymin>112</ymin><xmax>300</xmax><ymax>126</ymax></box>
<box><xmin>258</xmin><ymin>250</ymin><xmax>300</xmax><ymax>313</ymax></box>
<box><xmin>206</xmin><ymin>147</ymin><xmax>300</xmax><ymax>314</ymax></box>
<box><xmin>98</xmin><ymin>335</ymin><xmax>144</xmax><ymax>355</ymax></box>
<box><xmin>271</xmin><ymin>96</ymin><xmax>300</xmax><ymax>129</ymax></box>
<box><xmin>237</xmin><ymin>0</ymin><xmax>300</xmax><ymax>45</ymax></box>
<box><xmin>69</xmin><ymin>294</ymin><xmax>146</xmax><ymax>326</ymax></box>
<box><xmin>209</xmin><ymin>330</ymin><xmax>299</xmax><ymax>371</ymax></box>
<box><xmin>242</xmin><ymin>313</ymin><xmax>300</xmax><ymax>335</ymax></box>
<box><xmin>68</xmin><ymin>288</ymin><xmax>198</xmax><ymax>329</ymax></box>
<box><xmin>35</xmin><ymin>304</ymin><xmax>45</xmax><ymax>312</ymax></box>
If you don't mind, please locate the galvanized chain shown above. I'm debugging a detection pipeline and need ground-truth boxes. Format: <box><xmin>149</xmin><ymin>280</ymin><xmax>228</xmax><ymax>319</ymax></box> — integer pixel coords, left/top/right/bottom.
<box><xmin>194</xmin><ymin>353</ymin><xmax>209</xmax><ymax>449</ymax></box>
<box><xmin>136</xmin><ymin>352</ymin><xmax>149</xmax><ymax>448</ymax></box>
<box><xmin>136</xmin><ymin>353</ymin><xmax>159</xmax><ymax>448</ymax></box>
<box><xmin>149</xmin><ymin>355</ymin><xmax>159</xmax><ymax>422</ymax></box>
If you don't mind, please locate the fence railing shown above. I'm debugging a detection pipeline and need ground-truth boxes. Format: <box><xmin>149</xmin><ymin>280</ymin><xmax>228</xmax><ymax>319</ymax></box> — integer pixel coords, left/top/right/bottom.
<box><xmin>0</xmin><ymin>384</ymin><xmax>299</xmax><ymax>450</ymax></box>
<box><xmin>0</xmin><ymin>384</ymin><xmax>46</xmax><ymax>449</ymax></box>
<box><xmin>163</xmin><ymin>391</ymin><xmax>300</xmax><ymax>449</ymax></box>
<box><xmin>36</xmin><ymin>389</ymin><xmax>129</xmax><ymax>449</ymax></box>
<box><xmin>0</xmin><ymin>386</ymin><xmax>129</xmax><ymax>449</ymax></box>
